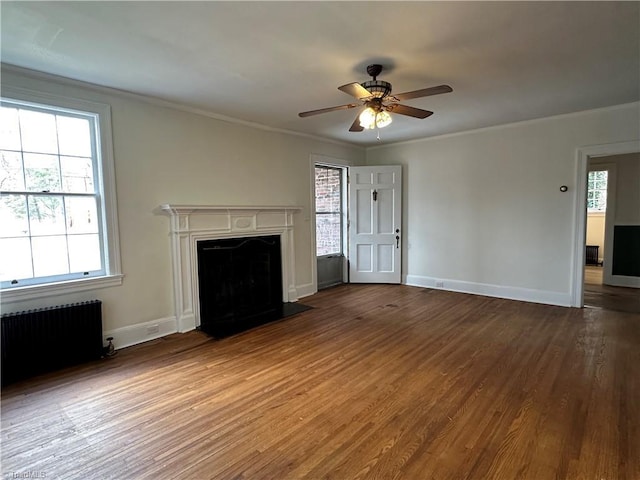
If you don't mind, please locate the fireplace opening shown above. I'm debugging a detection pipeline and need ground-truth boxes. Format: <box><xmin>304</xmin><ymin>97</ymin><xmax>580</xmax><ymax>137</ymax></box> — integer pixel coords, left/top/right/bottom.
<box><xmin>197</xmin><ymin>235</ymin><xmax>283</xmax><ymax>337</ymax></box>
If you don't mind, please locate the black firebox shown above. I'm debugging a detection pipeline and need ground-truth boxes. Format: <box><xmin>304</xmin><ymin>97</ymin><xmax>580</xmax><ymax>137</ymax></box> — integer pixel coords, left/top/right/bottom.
<box><xmin>197</xmin><ymin>235</ymin><xmax>283</xmax><ymax>337</ymax></box>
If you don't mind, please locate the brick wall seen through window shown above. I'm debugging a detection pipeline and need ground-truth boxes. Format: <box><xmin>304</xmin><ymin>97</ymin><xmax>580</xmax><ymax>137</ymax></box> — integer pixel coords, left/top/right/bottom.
<box><xmin>315</xmin><ymin>166</ymin><xmax>342</xmax><ymax>256</ymax></box>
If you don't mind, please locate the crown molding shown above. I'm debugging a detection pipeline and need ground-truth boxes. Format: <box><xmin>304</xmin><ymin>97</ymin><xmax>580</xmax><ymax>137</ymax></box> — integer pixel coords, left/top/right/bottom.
<box><xmin>366</xmin><ymin>101</ymin><xmax>640</xmax><ymax>152</ymax></box>
<box><xmin>1</xmin><ymin>63</ymin><xmax>364</xmax><ymax>151</ymax></box>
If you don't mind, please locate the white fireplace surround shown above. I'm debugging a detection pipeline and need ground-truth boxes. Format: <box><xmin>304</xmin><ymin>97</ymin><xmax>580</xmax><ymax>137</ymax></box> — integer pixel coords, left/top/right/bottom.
<box><xmin>161</xmin><ymin>205</ymin><xmax>302</xmax><ymax>332</ymax></box>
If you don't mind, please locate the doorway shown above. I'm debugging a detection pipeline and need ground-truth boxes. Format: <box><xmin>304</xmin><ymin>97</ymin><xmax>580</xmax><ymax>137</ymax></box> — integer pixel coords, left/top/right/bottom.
<box><xmin>574</xmin><ymin>141</ymin><xmax>640</xmax><ymax>311</ymax></box>
<box><xmin>314</xmin><ymin>164</ymin><xmax>347</xmax><ymax>290</ymax></box>
<box><xmin>584</xmin><ymin>166</ymin><xmax>608</xmax><ymax>288</ymax></box>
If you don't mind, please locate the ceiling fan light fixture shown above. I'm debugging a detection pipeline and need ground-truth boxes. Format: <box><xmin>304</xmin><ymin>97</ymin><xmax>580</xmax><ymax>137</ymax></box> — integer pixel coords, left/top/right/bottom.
<box><xmin>376</xmin><ymin>110</ymin><xmax>392</xmax><ymax>128</ymax></box>
<box><xmin>359</xmin><ymin>107</ymin><xmax>392</xmax><ymax>129</ymax></box>
<box><xmin>359</xmin><ymin>107</ymin><xmax>377</xmax><ymax>129</ymax></box>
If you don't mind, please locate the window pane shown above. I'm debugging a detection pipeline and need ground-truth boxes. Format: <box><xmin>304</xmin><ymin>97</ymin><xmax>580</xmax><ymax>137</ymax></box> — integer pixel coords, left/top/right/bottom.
<box><xmin>0</xmin><ymin>96</ymin><xmax>115</xmax><ymax>290</ymax></box>
<box><xmin>0</xmin><ymin>150</ymin><xmax>25</xmax><ymax>191</ymax></box>
<box><xmin>0</xmin><ymin>194</ymin><xmax>29</xmax><ymax>237</ymax></box>
<box><xmin>61</xmin><ymin>156</ymin><xmax>94</xmax><ymax>193</ymax></box>
<box><xmin>0</xmin><ymin>107</ymin><xmax>21</xmax><ymax>150</ymax></box>
<box><xmin>316</xmin><ymin>213</ymin><xmax>341</xmax><ymax>255</ymax></box>
<box><xmin>68</xmin><ymin>234</ymin><xmax>101</xmax><ymax>272</ymax></box>
<box><xmin>57</xmin><ymin>116</ymin><xmax>92</xmax><ymax>157</ymax></box>
<box><xmin>594</xmin><ymin>192</ymin><xmax>606</xmax><ymax>211</ymax></box>
<box><xmin>315</xmin><ymin>167</ymin><xmax>341</xmax><ymax>213</ymax></box>
<box><xmin>588</xmin><ymin>170</ymin><xmax>608</xmax><ymax>213</ymax></box>
<box><xmin>24</xmin><ymin>153</ymin><xmax>61</xmax><ymax>192</ymax></box>
<box><xmin>66</xmin><ymin>196</ymin><xmax>99</xmax><ymax>234</ymax></box>
<box><xmin>28</xmin><ymin>195</ymin><xmax>65</xmax><ymax>235</ymax></box>
<box><xmin>32</xmin><ymin>235</ymin><xmax>69</xmax><ymax>277</ymax></box>
<box><xmin>0</xmin><ymin>237</ymin><xmax>33</xmax><ymax>281</ymax></box>
<box><xmin>19</xmin><ymin>109</ymin><xmax>58</xmax><ymax>154</ymax></box>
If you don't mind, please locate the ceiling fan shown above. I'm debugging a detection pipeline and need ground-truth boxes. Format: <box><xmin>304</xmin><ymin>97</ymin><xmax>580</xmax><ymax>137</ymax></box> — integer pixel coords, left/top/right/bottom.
<box><xmin>298</xmin><ymin>64</ymin><xmax>452</xmax><ymax>132</ymax></box>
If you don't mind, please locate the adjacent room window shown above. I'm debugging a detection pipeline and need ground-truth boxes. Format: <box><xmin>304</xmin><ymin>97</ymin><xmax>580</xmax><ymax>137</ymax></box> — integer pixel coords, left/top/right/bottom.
<box><xmin>0</xmin><ymin>92</ymin><xmax>121</xmax><ymax>298</ymax></box>
<box><xmin>587</xmin><ymin>170</ymin><xmax>608</xmax><ymax>212</ymax></box>
<box><xmin>315</xmin><ymin>165</ymin><xmax>343</xmax><ymax>256</ymax></box>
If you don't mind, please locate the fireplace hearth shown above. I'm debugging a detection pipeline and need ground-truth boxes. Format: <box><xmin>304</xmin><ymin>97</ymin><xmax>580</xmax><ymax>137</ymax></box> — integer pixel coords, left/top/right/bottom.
<box><xmin>197</xmin><ymin>235</ymin><xmax>283</xmax><ymax>337</ymax></box>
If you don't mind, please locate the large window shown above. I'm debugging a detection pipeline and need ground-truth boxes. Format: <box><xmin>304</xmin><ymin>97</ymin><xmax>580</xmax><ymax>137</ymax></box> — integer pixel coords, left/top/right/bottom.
<box><xmin>587</xmin><ymin>170</ymin><xmax>608</xmax><ymax>212</ymax></box>
<box><xmin>315</xmin><ymin>165</ymin><xmax>343</xmax><ymax>256</ymax></box>
<box><xmin>0</xmin><ymin>90</ymin><xmax>121</xmax><ymax>299</ymax></box>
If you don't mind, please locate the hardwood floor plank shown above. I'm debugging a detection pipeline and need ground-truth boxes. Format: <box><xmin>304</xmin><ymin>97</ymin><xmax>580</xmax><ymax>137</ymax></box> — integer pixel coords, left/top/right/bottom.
<box><xmin>2</xmin><ymin>285</ymin><xmax>638</xmax><ymax>479</ymax></box>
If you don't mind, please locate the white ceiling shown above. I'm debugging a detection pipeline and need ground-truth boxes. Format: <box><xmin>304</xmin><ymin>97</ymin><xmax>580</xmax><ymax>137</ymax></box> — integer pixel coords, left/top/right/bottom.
<box><xmin>2</xmin><ymin>2</ymin><xmax>638</xmax><ymax>147</ymax></box>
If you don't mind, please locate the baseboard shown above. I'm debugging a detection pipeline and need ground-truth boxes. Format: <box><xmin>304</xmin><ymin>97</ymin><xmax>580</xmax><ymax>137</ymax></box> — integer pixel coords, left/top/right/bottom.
<box><xmin>107</xmin><ymin>282</ymin><xmax>320</xmax><ymax>350</ymax></box>
<box><xmin>295</xmin><ymin>282</ymin><xmax>317</xmax><ymax>299</ymax></box>
<box><xmin>404</xmin><ymin>274</ymin><xmax>573</xmax><ymax>307</ymax></box>
<box><xmin>605</xmin><ymin>275</ymin><xmax>640</xmax><ymax>288</ymax></box>
<box><xmin>103</xmin><ymin>316</ymin><xmax>177</xmax><ymax>350</ymax></box>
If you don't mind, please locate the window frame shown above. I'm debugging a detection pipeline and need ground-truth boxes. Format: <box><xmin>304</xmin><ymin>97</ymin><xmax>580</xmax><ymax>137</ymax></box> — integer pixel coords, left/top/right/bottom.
<box><xmin>586</xmin><ymin>168</ymin><xmax>608</xmax><ymax>213</ymax></box>
<box><xmin>0</xmin><ymin>86</ymin><xmax>122</xmax><ymax>302</ymax></box>
<box><xmin>314</xmin><ymin>164</ymin><xmax>345</xmax><ymax>257</ymax></box>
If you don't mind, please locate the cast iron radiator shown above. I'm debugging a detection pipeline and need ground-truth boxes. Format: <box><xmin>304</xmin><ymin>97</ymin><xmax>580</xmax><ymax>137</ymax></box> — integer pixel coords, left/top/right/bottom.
<box><xmin>585</xmin><ymin>245</ymin><xmax>600</xmax><ymax>266</ymax></box>
<box><xmin>1</xmin><ymin>300</ymin><xmax>103</xmax><ymax>386</ymax></box>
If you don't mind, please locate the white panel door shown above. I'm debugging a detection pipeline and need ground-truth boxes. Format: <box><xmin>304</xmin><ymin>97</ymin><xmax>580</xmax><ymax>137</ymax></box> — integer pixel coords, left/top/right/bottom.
<box><xmin>348</xmin><ymin>165</ymin><xmax>402</xmax><ymax>283</ymax></box>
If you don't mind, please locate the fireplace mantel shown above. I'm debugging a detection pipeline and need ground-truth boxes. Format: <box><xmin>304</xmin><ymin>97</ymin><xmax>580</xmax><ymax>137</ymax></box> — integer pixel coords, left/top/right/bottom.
<box><xmin>161</xmin><ymin>204</ymin><xmax>302</xmax><ymax>332</ymax></box>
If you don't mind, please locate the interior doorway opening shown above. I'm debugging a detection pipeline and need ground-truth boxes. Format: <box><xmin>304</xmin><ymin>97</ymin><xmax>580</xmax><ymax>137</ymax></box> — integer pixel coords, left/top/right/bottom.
<box><xmin>584</xmin><ymin>167</ymin><xmax>608</xmax><ymax>289</ymax></box>
<box><xmin>577</xmin><ymin>145</ymin><xmax>640</xmax><ymax>314</ymax></box>
<box><xmin>572</xmin><ymin>141</ymin><xmax>640</xmax><ymax>308</ymax></box>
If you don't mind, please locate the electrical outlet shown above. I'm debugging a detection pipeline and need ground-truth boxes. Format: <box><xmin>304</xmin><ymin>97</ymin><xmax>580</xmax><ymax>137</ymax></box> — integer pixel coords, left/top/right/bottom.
<box><xmin>435</xmin><ymin>281</ymin><xmax>444</xmax><ymax>288</ymax></box>
<box><xmin>147</xmin><ymin>324</ymin><xmax>160</xmax><ymax>335</ymax></box>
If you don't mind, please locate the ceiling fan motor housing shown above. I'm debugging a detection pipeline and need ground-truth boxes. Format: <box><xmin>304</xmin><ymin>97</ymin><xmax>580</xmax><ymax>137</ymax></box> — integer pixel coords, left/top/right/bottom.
<box><xmin>362</xmin><ymin>64</ymin><xmax>391</xmax><ymax>98</ymax></box>
<box><xmin>366</xmin><ymin>64</ymin><xmax>383</xmax><ymax>78</ymax></box>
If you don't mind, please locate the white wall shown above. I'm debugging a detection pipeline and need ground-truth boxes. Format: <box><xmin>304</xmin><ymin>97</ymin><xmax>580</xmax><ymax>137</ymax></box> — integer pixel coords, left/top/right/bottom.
<box><xmin>585</xmin><ymin>213</ymin><xmax>605</xmax><ymax>262</ymax></box>
<box><xmin>0</xmin><ymin>67</ymin><xmax>365</xmax><ymax>346</ymax></box>
<box><xmin>366</xmin><ymin>103</ymin><xmax>640</xmax><ymax>306</ymax></box>
<box><xmin>590</xmin><ymin>153</ymin><xmax>640</xmax><ymax>224</ymax></box>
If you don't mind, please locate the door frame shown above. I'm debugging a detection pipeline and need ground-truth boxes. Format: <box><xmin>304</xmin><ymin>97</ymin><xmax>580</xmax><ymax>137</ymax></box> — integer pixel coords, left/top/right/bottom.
<box><xmin>309</xmin><ymin>154</ymin><xmax>354</xmax><ymax>294</ymax></box>
<box><xmin>571</xmin><ymin>140</ymin><xmax>640</xmax><ymax>307</ymax></box>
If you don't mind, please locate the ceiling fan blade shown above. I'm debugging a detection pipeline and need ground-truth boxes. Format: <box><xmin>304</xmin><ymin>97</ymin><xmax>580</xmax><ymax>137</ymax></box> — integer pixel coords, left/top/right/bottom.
<box><xmin>392</xmin><ymin>84</ymin><xmax>453</xmax><ymax>101</ymax></box>
<box><xmin>386</xmin><ymin>104</ymin><xmax>434</xmax><ymax>119</ymax></box>
<box><xmin>349</xmin><ymin>113</ymin><xmax>364</xmax><ymax>132</ymax></box>
<box><xmin>298</xmin><ymin>103</ymin><xmax>359</xmax><ymax>117</ymax></box>
<box><xmin>338</xmin><ymin>82</ymin><xmax>373</xmax><ymax>100</ymax></box>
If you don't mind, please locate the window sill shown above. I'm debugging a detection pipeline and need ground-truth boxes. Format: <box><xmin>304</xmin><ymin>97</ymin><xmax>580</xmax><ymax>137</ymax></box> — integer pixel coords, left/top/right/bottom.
<box><xmin>0</xmin><ymin>274</ymin><xmax>124</xmax><ymax>304</ymax></box>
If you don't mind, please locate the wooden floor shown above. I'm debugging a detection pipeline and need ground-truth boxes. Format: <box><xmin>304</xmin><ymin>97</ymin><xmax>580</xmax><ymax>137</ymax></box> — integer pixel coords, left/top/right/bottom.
<box><xmin>584</xmin><ymin>266</ymin><xmax>640</xmax><ymax>314</ymax></box>
<box><xmin>2</xmin><ymin>285</ymin><xmax>639</xmax><ymax>479</ymax></box>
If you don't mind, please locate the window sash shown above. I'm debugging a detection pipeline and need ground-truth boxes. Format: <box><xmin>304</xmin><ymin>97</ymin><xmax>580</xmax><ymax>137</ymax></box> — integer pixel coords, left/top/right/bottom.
<box><xmin>0</xmin><ymin>95</ymin><xmax>110</xmax><ymax>290</ymax></box>
<box><xmin>587</xmin><ymin>170</ymin><xmax>608</xmax><ymax>212</ymax></box>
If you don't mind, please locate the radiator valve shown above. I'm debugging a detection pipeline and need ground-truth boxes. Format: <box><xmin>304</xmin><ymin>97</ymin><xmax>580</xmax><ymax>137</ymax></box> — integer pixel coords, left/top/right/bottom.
<box><xmin>105</xmin><ymin>337</ymin><xmax>117</xmax><ymax>357</ymax></box>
